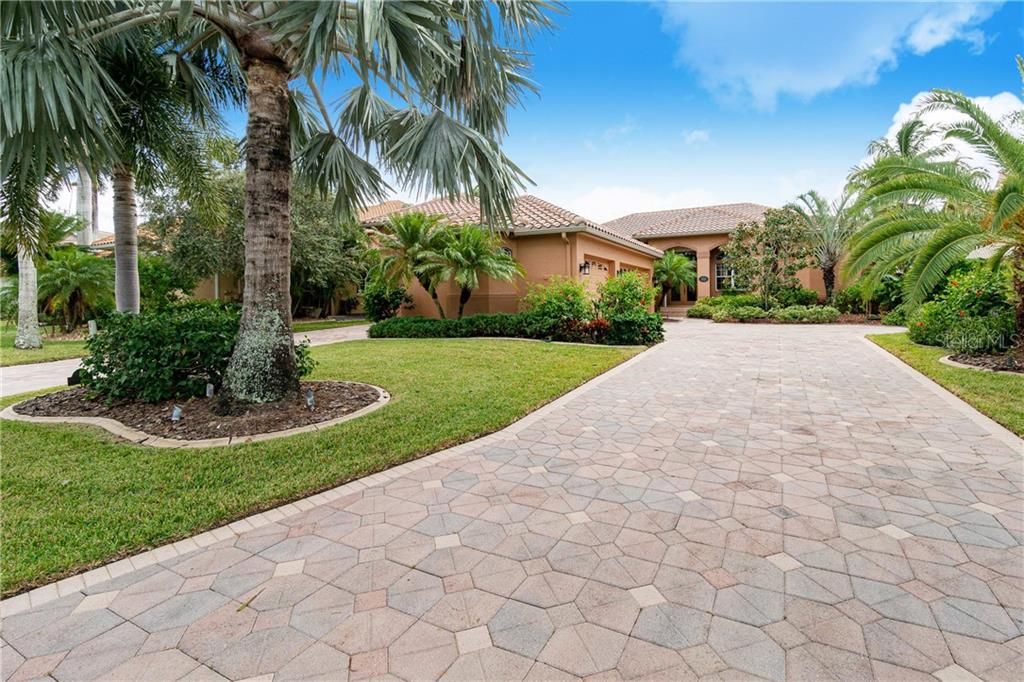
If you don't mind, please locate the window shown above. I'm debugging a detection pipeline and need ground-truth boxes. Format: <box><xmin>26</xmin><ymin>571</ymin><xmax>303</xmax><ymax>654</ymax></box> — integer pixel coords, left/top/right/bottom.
<box><xmin>714</xmin><ymin>252</ymin><xmax>743</xmax><ymax>290</ymax></box>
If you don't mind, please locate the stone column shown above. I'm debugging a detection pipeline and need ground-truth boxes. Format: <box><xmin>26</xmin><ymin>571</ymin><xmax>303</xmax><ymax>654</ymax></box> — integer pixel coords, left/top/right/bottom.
<box><xmin>696</xmin><ymin>250</ymin><xmax>712</xmax><ymax>299</ymax></box>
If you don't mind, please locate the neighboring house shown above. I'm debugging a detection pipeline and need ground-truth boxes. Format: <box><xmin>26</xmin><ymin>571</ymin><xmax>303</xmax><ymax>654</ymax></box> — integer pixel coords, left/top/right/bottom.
<box><xmin>364</xmin><ymin>195</ymin><xmax>663</xmax><ymax>319</ymax></box>
<box><xmin>604</xmin><ymin>203</ymin><xmax>827</xmax><ymax>308</ymax></box>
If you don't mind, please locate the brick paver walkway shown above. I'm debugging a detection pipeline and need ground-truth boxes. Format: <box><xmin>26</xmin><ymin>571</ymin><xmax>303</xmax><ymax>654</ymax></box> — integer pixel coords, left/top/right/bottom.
<box><xmin>3</xmin><ymin>322</ymin><xmax>1022</xmax><ymax>681</ymax></box>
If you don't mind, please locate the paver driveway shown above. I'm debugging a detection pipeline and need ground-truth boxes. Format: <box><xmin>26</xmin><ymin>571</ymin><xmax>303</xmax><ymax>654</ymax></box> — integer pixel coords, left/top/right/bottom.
<box><xmin>3</xmin><ymin>321</ymin><xmax>1022</xmax><ymax>681</ymax></box>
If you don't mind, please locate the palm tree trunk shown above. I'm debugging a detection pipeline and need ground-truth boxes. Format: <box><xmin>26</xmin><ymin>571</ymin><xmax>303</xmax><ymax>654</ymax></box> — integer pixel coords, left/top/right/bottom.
<box><xmin>76</xmin><ymin>164</ymin><xmax>94</xmax><ymax>247</ymax></box>
<box><xmin>823</xmin><ymin>265</ymin><xmax>836</xmax><ymax>302</ymax></box>
<box><xmin>112</xmin><ymin>166</ymin><xmax>140</xmax><ymax>314</ymax></box>
<box><xmin>223</xmin><ymin>58</ymin><xmax>299</xmax><ymax>403</ymax></box>
<box><xmin>418</xmin><ymin>276</ymin><xmax>446</xmax><ymax>319</ymax></box>
<box><xmin>458</xmin><ymin>286</ymin><xmax>472</xmax><ymax>319</ymax></box>
<box><xmin>14</xmin><ymin>246</ymin><xmax>42</xmax><ymax>349</ymax></box>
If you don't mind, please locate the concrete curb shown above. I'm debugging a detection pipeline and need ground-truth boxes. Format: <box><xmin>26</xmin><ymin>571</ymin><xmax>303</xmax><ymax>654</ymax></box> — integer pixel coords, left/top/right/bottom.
<box><xmin>0</xmin><ymin>345</ymin><xmax>652</xmax><ymax>615</ymax></box>
<box><xmin>0</xmin><ymin>383</ymin><xmax>391</xmax><ymax>449</ymax></box>
<box><xmin>938</xmin><ymin>354</ymin><xmax>1023</xmax><ymax>376</ymax></box>
<box><xmin>862</xmin><ymin>336</ymin><xmax>1023</xmax><ymax>451</ymax></box>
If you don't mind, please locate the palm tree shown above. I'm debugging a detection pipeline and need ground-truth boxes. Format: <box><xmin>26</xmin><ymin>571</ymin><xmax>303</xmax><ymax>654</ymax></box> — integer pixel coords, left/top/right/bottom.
<box><xmin>38</xmin><ymin>249</ymin><xmax>113</xmax><ymax>333</ymax></box>
<box><xmin>786</xmin><ymin>190</ymin><xmax>859</xmax><ymax>301</ymax></box>
<box><xmin>371</xmin><ymin>213</ymin><xmax>449</xmax><ymax>318</ymax></box>
<box><xmin>2</xmin><ymin>1</ymin><xmax>555</xmax><ymax>402</ymax></box>
<box><xmin>421</xmin><ymin>225</ymin><xmax>523</xmax><ymax>318</ymax></box>
<box><xmin>845</xmin><ymin>76</ymin><xmax>1023</xmax><ymax>331</ymax></box>
<box><xmin>99</xmin><ymin>30</ymin><xmax>235</xmax><ymax>314</ymax></box>
<box><xmin>652</xmin><ymin>251</ymin><xmax>696</xmax><ymax>310</ymax></box>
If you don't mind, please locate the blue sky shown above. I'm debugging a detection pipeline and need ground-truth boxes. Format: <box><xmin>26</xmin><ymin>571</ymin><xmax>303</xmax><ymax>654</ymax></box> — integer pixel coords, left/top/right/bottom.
<box><xmin>70</xmin><ymin>1</ymin><xmax>1023</xmax><ymax>227</ymax></box>
<box><xmin>490</xmin><ymin>0</ymin><xmax>1023</xmax><ymax>220</ymax></box>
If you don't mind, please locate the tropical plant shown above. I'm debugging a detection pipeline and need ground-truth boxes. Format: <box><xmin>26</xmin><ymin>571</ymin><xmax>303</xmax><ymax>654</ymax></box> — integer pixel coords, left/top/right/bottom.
<box><xmin>597</xmin><ymin>271</ymin><xmax>656</xmax><ymax>317</ymax></box>
<box><xmin>0</xmin><ymin>208</ymin><xmax>82</xmax><ymax>348</ymax></box>
<box><xmin>3</xmin><ymin>1</ymin><xmax>555</xmax><ymax>403</ymax></box>
<box><xmin>846</xmin><ymin>59</ymin><xmax>1024</xmax><ymax>339</ymax></box>
<box><xmin>362</xmin><ymin>279</ymin><xmax>408</xmax><ymax>322</ymax></box>
<box><xmin>371</xmin><ymin>213</ymin><xmax>450</xmax><ymax>318</ymax></box>
<box><xmin>420</xmin><ymin>225</ymin><xmax>523</xmax><ymax>318</ymax></box>
<box><xmin>652</xmin><ymin>251</ymin><xmax>696</xmax><ymax>310</ymax></box>
<box><xmin>725</xmin><ymin>208</ymin><xmax>811</xmax><ymax>310</ymax></box>
<box><xmin>97</xmin><ymin>29</ymin><xmax>235</xmax><ymax>314</ymax></box>
<box><xmin>38</xmin><ymin>249</ymin><xmax>113</xmax><ymax>332</ymax></box>
<box><xmin>786</xmin><ymin>190</ymin><xmax>859</xmax><ymax>301</ymax></box>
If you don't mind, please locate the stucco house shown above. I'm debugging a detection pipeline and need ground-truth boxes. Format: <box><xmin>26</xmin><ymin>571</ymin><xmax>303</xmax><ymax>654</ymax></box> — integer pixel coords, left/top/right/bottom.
<box><xmin>364</xmin><ymin>195</ymin><xmax>663</xmax><ymax>319</ymax></box>
<box><xmin>604</xmin><ymin>203</ymin><xmax>827</xmax><ymax>312</ymax></box>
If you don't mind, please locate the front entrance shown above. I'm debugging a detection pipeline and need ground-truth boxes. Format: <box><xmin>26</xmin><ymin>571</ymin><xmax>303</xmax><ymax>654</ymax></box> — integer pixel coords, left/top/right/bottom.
<box><xmin>666</xmin><ymin>249</ymin><xmax>698</xmax><ymax>304</ymax></box>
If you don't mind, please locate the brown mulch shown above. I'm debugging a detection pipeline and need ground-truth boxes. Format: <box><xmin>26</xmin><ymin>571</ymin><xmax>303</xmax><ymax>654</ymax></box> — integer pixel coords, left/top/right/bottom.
<box><xmin>835</xmin><ymin>314</ymin><xmax>882</xmax><ymax>325</ymax></box>
<box><xmin>949</xmin><ymin>353</ymin><xmax>1023</xmax><ymax>374</ymax></box>
<box><xmin>13</xmin><ymin>381</ymin><xmax>381</xmax><ymax>440</ymax></box>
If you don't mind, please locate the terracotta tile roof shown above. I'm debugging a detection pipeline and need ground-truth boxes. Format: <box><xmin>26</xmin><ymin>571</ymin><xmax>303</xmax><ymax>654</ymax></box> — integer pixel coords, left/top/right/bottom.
<box><xmin>367</xmin><ymin>194</ymin><xmax>662</xmax><ymax>257</ymax></box>
<box><xmin>90</xmin><ymin>227</ymin><xmax>157</xmax><ymax>248</ymax></box>
<box><xmin>358</xmin><ymin>200</ymin><xmax>408</xmax><ymax>222</ymax></box>
<box><xmin>603</xmin><ymin>203</ymin><xmax>772</xmax><ymax>239</ymax></box>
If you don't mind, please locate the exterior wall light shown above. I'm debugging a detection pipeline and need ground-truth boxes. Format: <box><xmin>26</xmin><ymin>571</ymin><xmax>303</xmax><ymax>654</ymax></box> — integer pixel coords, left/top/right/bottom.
<box><xmin>579</xmin><ymin>261</ymin><xmax>591</xmax><ymax>275</ymax></box>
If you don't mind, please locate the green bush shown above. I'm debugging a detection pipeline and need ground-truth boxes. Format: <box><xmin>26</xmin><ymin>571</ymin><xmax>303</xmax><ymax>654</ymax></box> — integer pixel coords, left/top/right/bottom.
<box><xmin>833</xmin><ymin>284</ymin><xmax>866</xmax><ymax>314</ymax></box>
<box><xmin>81</xmin><ymin>302</ymin><xmax>241</xmax><ymax>403</ymax></box>
<box><xmin>606</xmin><ymin>310</ymin><xmax>664</xmax><ymax>345</ymax></box>
<box><xmin>139</xmin><ymin>255</ymin><xmax>196</xmax><ymax>310</ymax></box>
<box><xmin>940</xmin><ymin>267</ymin><xmax>1010</xmax><ymax>318</ymax></box>
<box><xmin>362</xmin><ymin>280</ymin><xmax>407</xmax><ymax>322</ymax></box>
<box><xmin>769</xmin><ymin>305</ymin><xmax>840</xmax><ymax>324</ymax></box>
<box><xmin>773</xmin><ymin>286</ymin><xmax>819</xmax><ymax>307</ymax></box>
<box><xmin>881</xmin><ymin>303</ymin><xmax>909</xmax><ymax>326</ymax></box>
<box><xmin>596</xmin><ymin>271</ymin><xmax>655</xmax><ymax>317</ymax></box>
<box><xmin>686</xmin><ymin>301</ymin><xmax>714</xmax><ymax>319</ymax></box>
<box><xmin>521</xmin><ymin>277</ymin><xmax>593</xmax><ymax>340</ymax></box>
<box><xmin>906</xmin><ymin>302</ymin><xmax>950</xmax><ymax>346</ymax></box>
<box><xmin>711</xmin><ymin>305</ymin><xmax>768</xmax><ymax>322</ymax></box>
<box><xmin>944</xmin><ymin>311</ymin><xmax>1017</xmax><ymax>355</ymax></box>
<box><xmin>707</xmin><ymin>294</ymin><xmax>762</xmax><ymax>308</ymax></box>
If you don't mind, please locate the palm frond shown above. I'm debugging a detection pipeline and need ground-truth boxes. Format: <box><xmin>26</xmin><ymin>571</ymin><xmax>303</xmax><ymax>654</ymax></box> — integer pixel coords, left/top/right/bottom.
<box><xmin>902</xmin><ymin>219</ymin><xmax>987</xmax><ymax>305</ymax></box>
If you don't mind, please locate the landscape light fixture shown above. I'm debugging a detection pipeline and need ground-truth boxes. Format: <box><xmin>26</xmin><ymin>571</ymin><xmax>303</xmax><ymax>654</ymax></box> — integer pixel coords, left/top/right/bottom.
<box><xmin>171</xmin><ymin>405</ymin><xmax>183</xmax><ymax>422</ymax></box>
<box><xmin>305</xmin><ymin>387</ymin><xmax>316</xmax><ymax>411</ymax></box>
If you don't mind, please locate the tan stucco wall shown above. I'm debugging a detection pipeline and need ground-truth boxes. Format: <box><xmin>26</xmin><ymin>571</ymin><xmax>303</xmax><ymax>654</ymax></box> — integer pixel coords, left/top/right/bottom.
<box><xmin>193</xmin><ymin>273</ymin><xmax>241</xmax><ymax>301</ymax></box>
<box><xmin>399</xmin><ymin>231</ymin><xmax>656</xmax><ymax>318</ymax></box>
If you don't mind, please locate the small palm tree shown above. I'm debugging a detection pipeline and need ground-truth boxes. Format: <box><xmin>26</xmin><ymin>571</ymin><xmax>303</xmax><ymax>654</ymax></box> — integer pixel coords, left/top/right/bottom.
<box><xmin>38</xmin><ymin>249</ymin><xmax>113</xmax><ymax>333</ymax></box>
<box><xmin>421</xmin><ymin>225</ymin><xmax>523</xmax><ymax>318</ymax></box>
<box><xmin>786</xmin><ymin>190</ymin><xmax>859</xmax><ymax>301</ymax></box>
<box><xmin>371</xmin><ymin>213</ymin><xmax>449</xmax><ymax>318</ymax></box>
<box><xmin>652</xmin><ymin>251</ymin><xmax>696</xmax><ymax>310</ymax></box>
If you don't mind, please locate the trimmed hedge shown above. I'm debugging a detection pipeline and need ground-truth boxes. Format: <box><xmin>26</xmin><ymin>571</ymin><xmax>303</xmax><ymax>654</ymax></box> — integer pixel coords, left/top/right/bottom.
<box><xmin>368</xmin><ymin>310</ymin><xmax>662</xmax><ymax>346</ymax></box>
<box><xmin>769</xmin><ymin>305</ymin><xmax>840</xmax><ymax>324</ymax></box>
<box><xmin>711</xmin><ymin>305</ymin><xmax>768</xmax><ymax>322</ymax></box>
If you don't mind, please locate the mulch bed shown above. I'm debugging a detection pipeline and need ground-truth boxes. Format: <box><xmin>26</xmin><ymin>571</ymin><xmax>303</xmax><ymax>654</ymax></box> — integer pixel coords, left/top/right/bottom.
<box><xmin>13</xmin><ymin>381</ymin><xmax>381</xmax><ymax>440</ymax></box>
<box><xmin>949</xmin><ymin>353</ymin><xmax>1023</xmax><ymax>374</ymax></box>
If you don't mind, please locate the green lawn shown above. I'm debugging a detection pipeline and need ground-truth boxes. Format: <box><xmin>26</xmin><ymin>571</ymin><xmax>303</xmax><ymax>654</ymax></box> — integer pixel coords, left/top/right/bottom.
<box><xmin>0</xmin><ymin>326</ymin><xmax>87</xmax><ymax>367</ymax></box>
<box><xmin>1</xmin><ymin>338</ymin><xmax>639</xmax><ymax>595</ymax></box>
<box><xmin>292</xmin><ymin>318</ymin><xmax>367</xmax><ymax>333</ymax></box>
<box><xmin>869</xmin><ymin>333</ymin><xmax>1024</xmax><ymax>437</ymax></box>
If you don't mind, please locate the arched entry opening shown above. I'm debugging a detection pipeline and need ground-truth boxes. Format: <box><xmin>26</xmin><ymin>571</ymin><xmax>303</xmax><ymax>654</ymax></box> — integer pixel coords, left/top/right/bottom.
<box><xmin>664</xmin><ymin>247</ymin><xmax>698</xmax><ymax>305</ymax></box>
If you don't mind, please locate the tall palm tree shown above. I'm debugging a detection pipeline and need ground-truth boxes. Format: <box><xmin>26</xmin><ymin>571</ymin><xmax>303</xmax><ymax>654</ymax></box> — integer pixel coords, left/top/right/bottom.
<box><xmin>371</xmin><ymin>213</ymin><xmax>449</xmax><ymax>318</ymax></box>
<box><xmin>99</xmin><ymin>30</ymin><xmax>236</xmax><ymax>314</ymax></box>
<box><xmin>652</xmin><ymin>251</ymin><xmax>696</xmax><ymax>310</ymax></box>
<box><xmin>420</xmin><ymin>225</ymin><xmax>523</xmax><ymax>318</ymax></box>
<box><xmin>786</xmin><ymin>190</ymin><xmax>859</xmax><ymax>301</ymax></box>
<box><xmin>2</xmin><ymin>1</ymin><xmax>555</xmax><ymax>402</ymax></box>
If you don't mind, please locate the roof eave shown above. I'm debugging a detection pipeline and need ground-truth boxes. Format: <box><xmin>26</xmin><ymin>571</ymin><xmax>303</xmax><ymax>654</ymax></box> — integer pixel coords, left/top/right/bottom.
<box><xmin>512</xmin><ymin>224</ymin><xmax>663</xmax><ymax>258</ymax></box>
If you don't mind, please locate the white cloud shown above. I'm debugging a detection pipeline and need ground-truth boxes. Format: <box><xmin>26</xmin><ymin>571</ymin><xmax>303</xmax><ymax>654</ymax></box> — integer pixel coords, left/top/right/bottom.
<box><xmin>869</xmin><ymin>89</ymin><xmax>1023</xmax><ymax>182</ymax></box>
<box><xmin>601</xmin><ymin>116</ymin><xmax>639</xmax><ymax>142</ymax></box>
<box><xmin>682</xmin><ymin>129</ymin><xmax>710</xmax><ymax>145</ymax></box>
<box><xmin>657</xmin><ymin>1</ymin><xmax>1002</xmax><ymax>109</ymax></box>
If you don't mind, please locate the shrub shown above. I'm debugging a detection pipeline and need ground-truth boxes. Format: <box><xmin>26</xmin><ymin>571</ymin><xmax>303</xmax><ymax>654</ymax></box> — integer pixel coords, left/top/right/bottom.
<box><xmin>833</xmin><ymin>284</ymin><xmax>866</xmax><ymax>314</ymax></box>
<box><xmin>605</xmin><ymin>310</ymin><xmax>664</xmax><ymax>345</ymax></box>
<box><xmin>597</xmin><ymin>271</ymin><xmax>655</xmax><ymax>317</ymax></box>
<box><xmin>686</xmin><ymin>301</ymin><xmax>714</xmax><ymax>319</ymax></box>
<box><xmin>521</xmin><ymin>277</ymin><xmax>592</xmax><ymax>340</ymax></box>
<box><xmin>906</xmin><ymin>302</ymin><xmax>950</xmax><ymax>346</ymax></box>
<box><xmin>944</xmin><ymin>311</ymin><xmax>1017</xmax><ymax>355</ymax></box>
<box><xmin>81</xmin><ymin>302</ymin><xmax>241</xmax><ymax>403</ymax></box>
<box><xmin>770</xmin><ymin>305</ymin><xmax>840</xmax><ymax>324</ymax></box>
<box><xmin>773</xmin><ymin>286</ymin><xmax>819</xmax><ymax>308</ymax></box>
<box><xmin>940</xmin><ymin>267</ymin><xmax>1010</xmax><ymax>318</ymax></box>
<box><xmin>881</xmin><ymin>303</ymin><xmax>909</xmax><ymax>326</ymax></box>
<box><xmin>707</xmin><ymin>294</ymin><xmax>762</xmax><ymax>308</ymax></box>
<box><xmin>139</xmin><ymin>255</ymin><xmax>195</xmax><ymax>310</ymax></box>
<box><xmin>362</xmin><ymin>280</ymin><xmax>407</xmax><ymax>322</ymax></box>
<box><xmin>712</xmin><ymin>305</ymin><xmax>769</xmax><ymax>322</ymax></box>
